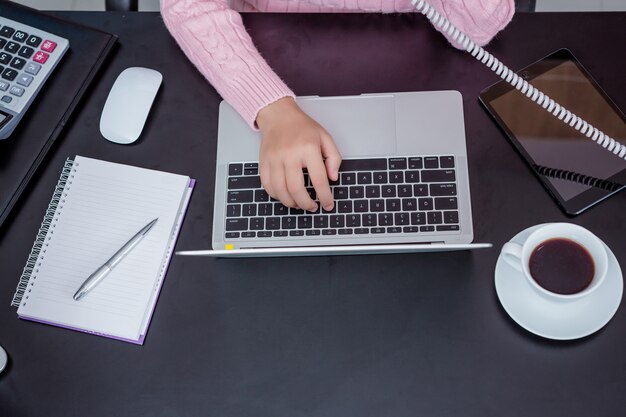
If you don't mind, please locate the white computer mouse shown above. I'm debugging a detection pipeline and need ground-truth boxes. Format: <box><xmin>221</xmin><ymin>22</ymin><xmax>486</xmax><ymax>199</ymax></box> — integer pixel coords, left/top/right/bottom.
<box><xmin>100</xmin><ymin>67</ymin><xmax>163</xmax><ymax>144</ymax></box>
<box><xmin>0</xmin><ymin>344</ymin><xmax>7</xmax><ymax>373</ymax></box>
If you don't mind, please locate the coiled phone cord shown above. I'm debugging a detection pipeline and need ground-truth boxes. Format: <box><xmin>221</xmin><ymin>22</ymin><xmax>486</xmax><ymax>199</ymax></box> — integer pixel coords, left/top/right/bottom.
<box><xmin>412</xmin><ymin>0</ymin><xmax>626</xmax><ymax>160</ymax></box>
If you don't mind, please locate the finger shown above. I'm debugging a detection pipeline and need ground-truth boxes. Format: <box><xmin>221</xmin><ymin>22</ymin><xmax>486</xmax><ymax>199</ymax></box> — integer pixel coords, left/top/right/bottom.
<box><xmin>271</xmin><ymin>162</ymin><xmax>297</xmax><ymax>208</ymax></box>
<box><xmin>320</xmin><ymin>132</ymin><xmax>342</xmax><ymax>181</ymax></box>
<box><xmin>259</xmin><ymin>159</ymin><xmax>273</xmax><ymax>197</ymax></box>
<box><xmin>285</xmin><ymin>162</ymin><xmax>318</xmax><ymax>212</ymax></box>
<box><xmin>306</xmin><ymin>154</ymin><xmax>334</xmax><ymax>211</ymax></box>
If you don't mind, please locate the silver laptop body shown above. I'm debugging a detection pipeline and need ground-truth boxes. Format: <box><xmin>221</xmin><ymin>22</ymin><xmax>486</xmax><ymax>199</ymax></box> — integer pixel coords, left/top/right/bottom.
<box><xmin>211</xmin><ymin>91</ymin><xmax>477</xmax><ymax>254</ymax></box>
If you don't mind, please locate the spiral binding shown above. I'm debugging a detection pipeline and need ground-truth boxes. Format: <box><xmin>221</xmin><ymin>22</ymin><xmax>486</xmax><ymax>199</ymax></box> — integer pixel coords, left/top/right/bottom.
<box><xmin>412</xmin><ymin>0</ymin><xmax>626</xmax><ymax>161</ymax></box>
<box><xmin>11</xmin><ymin>158</ymin><xmax>75</xmax><ymax>307</ymax></box>
<box><xmin>533</xmin><ymin>164</ymin><xmax>621</xmax><ymax>192</ymax></box>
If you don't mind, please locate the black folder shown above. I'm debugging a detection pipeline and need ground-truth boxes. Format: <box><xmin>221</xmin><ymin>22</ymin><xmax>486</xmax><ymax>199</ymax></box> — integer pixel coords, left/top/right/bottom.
<box><xmin>0</xmin><ymin>1</ymin><xmax>117</xmax><ymax>227</ymax></box>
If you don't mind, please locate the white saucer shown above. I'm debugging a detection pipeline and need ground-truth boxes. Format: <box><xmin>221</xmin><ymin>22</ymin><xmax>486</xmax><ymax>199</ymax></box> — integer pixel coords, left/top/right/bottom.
<box><xmin>495</xmin><ymin>224</ymin><xmax>623</xmax><ymax>340</ymax></box>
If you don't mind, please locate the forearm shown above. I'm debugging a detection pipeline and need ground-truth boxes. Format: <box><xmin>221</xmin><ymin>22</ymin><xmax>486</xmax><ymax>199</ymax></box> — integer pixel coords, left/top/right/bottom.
<box><xmin>160</xmin><ymin>0</ymin><xmax>295</xmax><ymax>129</ymax></box>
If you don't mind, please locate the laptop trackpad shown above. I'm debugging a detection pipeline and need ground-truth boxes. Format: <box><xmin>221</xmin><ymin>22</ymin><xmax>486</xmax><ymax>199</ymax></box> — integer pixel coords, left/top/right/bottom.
<box><xmin>297</xmin><ymin>95</ymin><xmax>397</xmax><ymax>157</ymax></box>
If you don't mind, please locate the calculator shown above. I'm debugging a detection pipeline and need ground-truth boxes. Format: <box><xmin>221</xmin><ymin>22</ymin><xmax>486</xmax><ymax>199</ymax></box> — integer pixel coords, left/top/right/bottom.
<box><xmin>0</xmin><ymin>16</ymin><xmax>69</xmax><ymax>140</ymax></box>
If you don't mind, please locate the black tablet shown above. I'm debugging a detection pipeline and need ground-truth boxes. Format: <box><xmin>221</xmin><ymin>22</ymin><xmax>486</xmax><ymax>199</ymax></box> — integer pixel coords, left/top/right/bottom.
<box><xmin>479</xmin><ymin>48</ymin><xmax>626</xmax><ymax>215</ymax></box>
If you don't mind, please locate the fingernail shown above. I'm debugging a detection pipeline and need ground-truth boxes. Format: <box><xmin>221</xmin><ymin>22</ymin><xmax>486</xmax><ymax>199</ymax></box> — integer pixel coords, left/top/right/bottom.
<box><xmin>309</xmin><ymin>204</ymin><xmax>319</xmax><ymax>212</ymax></box>
<box><xmin>323</xmin><ymin>203</ymin><xmax>333</xmax><ymax>211</ymax></box>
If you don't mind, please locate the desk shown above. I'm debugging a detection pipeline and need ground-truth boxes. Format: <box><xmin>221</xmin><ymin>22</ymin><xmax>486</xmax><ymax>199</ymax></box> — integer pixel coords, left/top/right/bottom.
<box><xmin>1</xmin><ymin>10</ymin><xmax>625</xmax><ymax>417</ymax></box>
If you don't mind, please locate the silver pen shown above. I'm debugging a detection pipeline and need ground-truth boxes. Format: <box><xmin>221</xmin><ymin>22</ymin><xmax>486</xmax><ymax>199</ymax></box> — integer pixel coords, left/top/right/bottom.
<box><xmin>73</xmin><ymin>218</ymin><xmax>158</xmax><ymax>301</ymax></box>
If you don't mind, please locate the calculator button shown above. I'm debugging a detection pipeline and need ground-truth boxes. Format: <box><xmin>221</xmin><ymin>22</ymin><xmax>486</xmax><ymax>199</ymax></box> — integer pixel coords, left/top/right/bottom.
<box><xmin>1</xmin><ymin>68</ymin><xmax>17</xmax><ymax>81</ymax></box>
<box><xmin>0</xmin><ymin>39</ymin><xmax>6</xmax><ymax>50</ymax></box>
<box><xmin>1</xmin><ymin>95</ymin><xmax>12</xmax><ymax>103</ymax></box>
<box><xmin>40</xmin><ymin>40</ymin><xmax>57</xmax><ymax>53</ymax></box>
<box><xmin>12</xmin><ymin>31</ymin><xmax>29</xmax><ymax>43</ymax></box>
<box><xmin>16</xmin><ymin>74</ymin><xmax>33</xmax><ymax>87</ymax></box>
<box><xmin>32</xmin><ymin>51</ymin><xmax>49</xmax><ymax>64</ymax></box>
<box><xmin>9</xmin><ymin>85</ymin><xmax>24</xmax><ymax>97</ymax></box>
<box><xmin>26</xmin><ymin>35</ymin><xmax>42</xmax><ymax>48</ymax></box>
<box><xmin>9</xmin><ymin>57</ymin><xmax>26</xmax><ymax>70</ymax></box>
<box><xmin>0</xmin><ymin>26</ymin><xmax>15</xmax><ymax>38</ymax></box>
<box><xmin>0</xmin><ymin>52</ymin><xmax>10</xmax><ymax>65</ymax></box>
<box><xmin>0</xmin><ymin>81</ymin><xmax>8</xmax><ymax>91</ymax></box>
<box><xmin>5</xmin><ymin>41</ymin><xmax>19</xmax><ymax>54</ymax></box>
<box><xmin>18</xmin><ymin>46</ymin><xmax>34</xmax><ymax>59</ymax></box>
<box><xmin>24</xmin><ymin>62</ymin><xmax>41</xmax><ymax>75</ymax></box>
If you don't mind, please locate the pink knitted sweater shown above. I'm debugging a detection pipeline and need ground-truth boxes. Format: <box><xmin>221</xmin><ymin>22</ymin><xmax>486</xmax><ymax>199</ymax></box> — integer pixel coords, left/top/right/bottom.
<box><xmin>161</xmin><ymin>0</ymin><xmax>514</xmax><ymax>129</ymax></box>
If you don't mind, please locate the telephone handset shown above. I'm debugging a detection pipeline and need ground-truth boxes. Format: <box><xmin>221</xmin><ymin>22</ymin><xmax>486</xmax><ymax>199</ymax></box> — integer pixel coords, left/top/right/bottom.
<box><xmin>412</xmin><ymin>0</ymin><xmax>626</xmax><ymax>161</ymax></box>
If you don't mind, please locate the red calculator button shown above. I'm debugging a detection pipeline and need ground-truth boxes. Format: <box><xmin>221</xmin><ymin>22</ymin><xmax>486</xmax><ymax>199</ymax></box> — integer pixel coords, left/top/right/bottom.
<box><xmin>41</xmin><ymin>40</ymin><xmax>57</xmax><ymax>52</ymax></box>
<box><xmin>33</xmin><ymin>51</ymin><xmax>49</xmax><ymax>64</ymax></box>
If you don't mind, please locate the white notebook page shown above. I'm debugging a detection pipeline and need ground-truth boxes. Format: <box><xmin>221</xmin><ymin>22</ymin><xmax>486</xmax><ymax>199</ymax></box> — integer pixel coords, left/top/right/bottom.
<box><xmin>17</xmin><ymin>156</ymin><xmax>190</xmax><ymax>341</ymax></box>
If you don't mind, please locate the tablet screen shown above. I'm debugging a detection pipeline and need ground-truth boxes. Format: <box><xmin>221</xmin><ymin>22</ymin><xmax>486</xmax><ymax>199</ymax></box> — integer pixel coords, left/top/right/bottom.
<box><xmin>480</xmin><ymin>49</ymin><xmax>626</xmax><ymax>214</ymax></box>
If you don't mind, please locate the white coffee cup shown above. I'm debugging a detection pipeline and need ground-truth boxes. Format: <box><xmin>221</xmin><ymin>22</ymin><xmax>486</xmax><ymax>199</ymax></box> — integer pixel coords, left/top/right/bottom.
<box><xmin>501</xmin><ymin>223</ymin><xmax>608</xmax><ymax>300</ymax></box>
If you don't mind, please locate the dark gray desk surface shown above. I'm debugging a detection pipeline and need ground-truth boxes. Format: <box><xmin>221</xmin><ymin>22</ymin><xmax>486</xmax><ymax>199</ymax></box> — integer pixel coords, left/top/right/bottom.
<box><xmin>1</xmin><ymin>10</ymin><xmax>625</xmax><ymax>417</ymax></box>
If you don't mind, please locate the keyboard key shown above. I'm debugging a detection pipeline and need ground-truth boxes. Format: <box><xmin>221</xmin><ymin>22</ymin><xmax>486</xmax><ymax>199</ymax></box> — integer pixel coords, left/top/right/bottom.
<box><xmin>0</xmin><ymin>39</ymin><xmax>5</xmax><ymax>49</ymax></box>
<box><xmin>2</xmin><ymin>68</ymin><xmax>17</xmax><ymax>81</ymax></box>
<box><xmin>17</xmin><ymin>45</ymin><xmax>34</xmax><ymax>59</ymax></box>
<box><xmin>333</xmin><ymin>187</ymin><xmax>348</xmax><ymax>199</ymax></box>
<box><xmin>244</xmin><ymin>167</ymin><xmax>258</xmax><ymax>175</ymax></box>
<box><xmin>430</xmin><ymin>183</ymin><xmax>457</xmax><ymax>196</ymax></box>
<box><xmin>355</xmin><ymin>228</ymin><xmax>369</xmax><ymax>234</ymax></box>
<box><xmin>258</xmin><ymin>203</ymin><xmax>272</xmax><ymax>216</ymax></box>
<box><xmin>437</xmin><ymin>225</ymin><xmax>460</xmax><ymax>231</ymax></box>
<box><xmin>226</xmin><ymin>204</ymin><xmax>241</xmax><ymax>217</ymax></box>
<box><xmin>298</xmin><ymin>216</ymin><xmax>313</xmax><ymax>229</ymax></box>
<box><xmin>337</xmin><ymin>201</ymin><xmax>352</xmax><ymax>213</ymax></box>
<box><xmin>424</xmin><ymin>157</ymin><xmax>439</xmax><ymax>169</ymax></box>
<box><xmin>322</xmin><ymin>229</ymin><xmax>337</xmax><ymax>236</ymax></box>
<box><xmin>250</xmin><ymin>218</ymin><xmax>264</xmax><ymax>230</ymax></box>
<box><xmin>228</xmin><ymin>176</ymin><xmax>261</xmax><ymax>189</ymax></box>
<box><xmin>8</xmin><ymin>85</ymin><xmax>23</xmax><ymax>97</ymax></box>
<box><xmin>1</xmin><ymin>95</ymin><xmax>11</xmax><ymax>103</ymax></box>
<box><xmin>405</xmin><ymin>171</ymin><xmax>420</xmax><ymax>183</ymax></box>
<box><xmin>282</xmin><ymin>217</ymin><xmax>297</xmax><ymax>229</ymax></box>
<box><xmin>362</xmin><ymin>213</ymin><xmax>377</xmax><ymax>227</ymax></box>
<box><xmin>370</xmin><ymin>199</ymin><xmax>385</xmax><ymax>212</ymax></box>
<box><xmin>408</xmin><ymin>157</ymin><xmax>423</xmax><ymax>169</ymax></box>
<box><xmin>385</xmin><ymin>199</ymin><xmax>401</xmax><ymax>211</ymax></box>
<box><xmin>394</xmin><ymin>212</ymin><xmax>409</xmax><ymax>225</ymax></box>
<box><xmin>0</xmin><ymin>81</ymin><xmax>8</xmax><ymax>91</ymax></box>
<box><xmin>228</xmin><ymin>190</ymin><xmax>253</xmax><ymax>203</ymax></box>
<box><xmin>306</xmin><ymin>187</ymin><xmax>316</xmax><ymax>200</ymax></box>
<box><xmin>12</xmin><ymin>31</ymin><xmax>28</xmax><ymax>43</ymax></box>
<box><xmin>365</xmin><ymin>185</ymin><xmax>380</xmax><ymax>198</ymax></box>
<box><xmin>388</xmin><ymin>158</ymin><xmax>407</xmax><ymax>170</ymax></box>
<box><xmin>378</xmin><ymin>213</ymin><xmax>393</xmax><ymax>226</ymax></box>
<box><xmin>314</xmin><ymin>216</ymin><xmax>328</xmax><ymax>228</ymax></box>
<box><xmin>242</xmin><ymin>204</ymin><xmax>256</xmax><ymax>216</ymax></box>
<box><xmin>411</xmin><ymin>212</ymin><xmax>426</xmax><ymax>225</ymax></box>
<box><xmin>349</xmin><ymin>186</ymin><xmax>364</xmax><ymax>199</ymax></box>
<box><xmin>443</xmin><ymin>211</ymin><xmax>459</xmax><ymax>224</ymax></box>
<box><xmin>32</xmin><ymin>50</ymin><xmax>49</xmax><ymax>64</ymax></box>
<box><xmin>381</xmin><ymin>185</ymin><xmax>396</xmax><ymax>197</ymax></box>
<box><xmin>338</xmin><ymin>229</ymin><xmax>353</xmax><ymax>235</ymax></box>
<box><xmin>346</xmin><ymin>214</ymin><xmax>361</xmax><ymax>227</ymax></box>
<box><xmin>16</xmin><ymin>74</ymin><xmax>33</xmax><ymax>87</ymax></box>
<box><xmin>389</xmin><ymin>171</ymin><xmax>403</xmax><ymax>183</ymax></box>
<box><xmin>5</xmin><ymin>41</ymin><xmax>19</xmax><ymax>53</ymax></box>
<box><xmin>413</xmin><ymin>184</ymin><xmax>428</xmax><ymax>196</ymax></box>
<box><xmin>341</xmin><ymin>172</ymin><xmax>356</xmax><ymax>185</ymax></box>
<box><xmin>435</xmin><ymin>197</ymin><xmax>458</xmax><ymax>210</ymax></box>
<box><xmin>241</xmin><ymin>231</ymin><xmax>256</xmax><ymax>237</ymax></box>
<box><xmin>371</xmin><ymin>227</ymin><xmax>385</xmax><ymax>234</ymax></box>
<box><xmin>357</xmin><ymin>172</ymin><xmax>372</xmax><ymax>184</ymax></box>
<box><xmin>10</xmin><ymin>57</ymin><xmax>26</xmax><ymax>70</ymax></box>
<box><xmin>339</xmin><ymin>158</ymin><xmax>386</xmax><ymax>171</ymax></box>
<box><xmin>440</xmin><ymin>156</ymin><xmax>455</xmax><ymax>168</ymax></box>
<box><xmin>258</xmin><ymin>231</ymin><xmax>272</xmax><ymax>238</ymax></box>
<box><xmin>418</xmin><ymin>198</ymin><xmax>434</xmax><ymax>210</ymax></box>
<box><xmin>273</xmin><ymin>231</ymin><xmax>288</xmax><ymax>237</ymax></box>
<box><xmin>225</xmin><ymin>232</ymin><xmax>240</xmax><ymax>239</ymax></box>
<box><xmin>244</xmin><ymin>162</ymin><xmax>258</xmax><ymax>169</ymax></box>
<box><xmin>403</xmin><ymin>226</ymin><xmax>419</xmax><ymax>233</ymax></box>
<box><xmin>306</xmin><ymin>230</ymin><xmax>321</xmax><ymax>236</ymax></box>
<box><xmin>266</xmin><ymin>217</ymin><xmax>281</xmax><ymax>230</ymax></box>
<box><xmin>40</xmin><ymin>39</ymin><xmax>57</xmax><ymax>52</ymax></box>
<box><xmin>225</xmin><ymin>218</ymin><xmax>248</xmax><ymax>231</ymax></box>
<box><xmin>330</xmin><ymin>215</ymin><xmax>345</xmax><ymax>228</ymax></box>
<box><xmin>290</xmin><ymin>230</ymin><xmax>304</xmax><ymax>237</ymax></box>
<box><xmin>401</xmin><ymin>198</ymin><xmax>417</xmax><ymax>211</ymax></box>
<box><xmin>421</xmin><ymin>170</ymin><xmax>456</xmax><ymax>183</ymax></box>
<box><xmin>373</xmin><ymin>172</ymin><xmax>388</xmax><ymax>184</ymax></box>
<box><xmin>290</xmin><ymin>207</ymin><xmax>304</xmax><ymax>215</ymax></box>
<box><xmin>229</xmin><ymin>163</ymin><xmax>243</xmax><ymax>176</ymax></box>
<box><xmin>273</xmin><ymin>203</ymin><xmax>288</xmax><ymax>216</ymax></box>
<box><xmin>0</xmin><ymin>52</ymin><xmax>10</xmax><ymax>65</ymax></box>
<box><xmin>397</xmin><ymin>185</ymin><xmax>412</xmax><ymax>197</ymax></box>
<box><xmin>24</xmin><ymin>61</ymin><xmax>41</xmax><ymax>75</ymax></box>
<box><xmin>420</xmin><ymin>226</ymin><xmax>435</xmax><ymax>232</ymax></box>
<box><xmin>353</xmin><ymin>199</ymin><xmax>368</xmax><ymax>213</ymax></box>
<box><xmin>254</xmin><ymin>189</ymin><xmax>269</xmax><ymax>202</ymax></box>
<box><xmin>387</xmin><ymin>227</ymin><xmax>402</xmax><ymax>233</ymax></box>
<box><xmin>0</xmin><ymin>26</ymin><xmax>15</xmax><ymax>38</ymax></box>
<box><xmin>26</xmin><ymin>35</ymin><xmax>42</xmax><ymax>48</ymax></box>
<box><xmin>427</xmin><ymin>211</ymin><xmax>443</xmax><ymax>224</ymax></box>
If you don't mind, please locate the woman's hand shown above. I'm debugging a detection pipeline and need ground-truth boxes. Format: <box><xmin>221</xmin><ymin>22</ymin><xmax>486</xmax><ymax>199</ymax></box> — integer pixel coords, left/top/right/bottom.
<box><xmin>256</xmin><ymin>97</ymin><xmax>342</xmax><ymax>212</ymax></box>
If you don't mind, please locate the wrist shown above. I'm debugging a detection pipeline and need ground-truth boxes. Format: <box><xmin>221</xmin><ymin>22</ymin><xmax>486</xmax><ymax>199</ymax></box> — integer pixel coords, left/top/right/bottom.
<box><xmin>256</xmin><ymin>97</ymin><xmax>299</xmax><ymax>130</ymax></box>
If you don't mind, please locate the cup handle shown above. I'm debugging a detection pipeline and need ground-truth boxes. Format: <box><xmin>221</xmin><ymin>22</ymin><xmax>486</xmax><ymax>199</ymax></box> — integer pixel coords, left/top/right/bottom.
<box><xmin>501</xmin><ymin>242</ymin><xmax>524</xmax><ymax>272</ymax></box>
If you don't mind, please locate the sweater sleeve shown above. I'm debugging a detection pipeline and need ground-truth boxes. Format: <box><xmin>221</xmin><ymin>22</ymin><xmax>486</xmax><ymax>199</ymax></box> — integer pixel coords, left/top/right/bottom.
<box><xmin>160</xmin><ymin>0</ymin><xmax>295</xmax><ymax>130</ymax></box>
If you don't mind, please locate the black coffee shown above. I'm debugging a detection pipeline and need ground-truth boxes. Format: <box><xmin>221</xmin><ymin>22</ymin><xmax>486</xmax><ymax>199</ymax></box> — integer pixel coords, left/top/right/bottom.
<box><xmin>528</xmin><ymin>238</ymin><xmax>595</xmax><ymax>295</ymax></box>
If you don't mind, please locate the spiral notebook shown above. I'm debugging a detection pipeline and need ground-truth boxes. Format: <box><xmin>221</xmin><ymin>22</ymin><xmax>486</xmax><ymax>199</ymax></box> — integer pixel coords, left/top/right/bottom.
<box><xmin>11</xmin><ymin>156</ymin><xmax>195</xmax><ymax>344</ymax></box>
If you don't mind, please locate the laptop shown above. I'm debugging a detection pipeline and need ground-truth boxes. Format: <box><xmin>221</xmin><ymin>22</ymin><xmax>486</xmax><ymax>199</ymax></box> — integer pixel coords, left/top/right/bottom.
<box><xmin>180</xmin><ymin>91</ymin><xmax>491</xmax><ymax>257</ymax></box>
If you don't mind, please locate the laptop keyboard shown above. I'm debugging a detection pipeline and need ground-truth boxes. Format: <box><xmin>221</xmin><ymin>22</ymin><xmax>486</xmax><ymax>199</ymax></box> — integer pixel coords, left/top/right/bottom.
<box><xmin>225</xmin><ymin>156</ymin><xmax>460</xmax><ymax>239</ymax></box>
